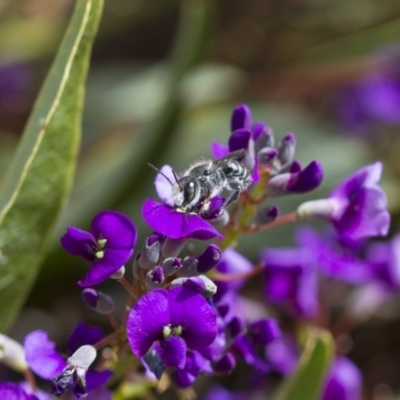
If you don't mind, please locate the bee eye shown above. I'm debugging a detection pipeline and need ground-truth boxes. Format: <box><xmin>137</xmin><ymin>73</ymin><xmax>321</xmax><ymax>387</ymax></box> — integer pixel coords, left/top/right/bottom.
<box><xmin>183</xmin><ymin>181</ymin><xmax>196</xmax><ymax>202</ymax></box>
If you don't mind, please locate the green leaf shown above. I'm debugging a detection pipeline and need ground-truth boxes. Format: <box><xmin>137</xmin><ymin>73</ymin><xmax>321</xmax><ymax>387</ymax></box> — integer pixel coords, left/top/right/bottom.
<box><xmin>0</xmin><ymin>0</ymin><xmax>104</xmax><ymax>332</ymax></box>
<box><xmin>273</xmin><ymin>328</ymin><xmax>335</xmax><ymax>400</ymax></box>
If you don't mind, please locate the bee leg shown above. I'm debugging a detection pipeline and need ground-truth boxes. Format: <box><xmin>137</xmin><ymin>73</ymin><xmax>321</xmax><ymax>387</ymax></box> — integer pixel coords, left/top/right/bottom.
<box><xmin>223</xmin><ymin>189</ymin><xmax>240</xmax><ymax>209</ymax></box>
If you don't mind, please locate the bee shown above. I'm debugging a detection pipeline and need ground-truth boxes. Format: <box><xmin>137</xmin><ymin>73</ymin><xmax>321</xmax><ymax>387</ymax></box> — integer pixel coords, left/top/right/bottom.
<box><xmin>149</xmin><ymin>149</ymin><xmax>251</xmax><ymax>216</ymax></box>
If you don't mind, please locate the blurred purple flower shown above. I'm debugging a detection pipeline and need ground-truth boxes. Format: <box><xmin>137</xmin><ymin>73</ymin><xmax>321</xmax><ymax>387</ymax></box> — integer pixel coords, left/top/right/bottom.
<box><xmin>322</xmin><ymin>356</ymin><xmax>362</xmax><ymax>400</ymax></box>
<box><xmin>61</xmin><ymin>210</ymin><xmax>137</xmax><ymax>286</ymax></box>
<box><xmin>298</xmin><ymin>162</ymin><xmax>390</xmax><ymax>240</ymax></box>
<box><xmin>127</xmin><ymin>286</ymin><xmax>217</xmax><ymax>369</ymax></box>
<box><xmin>260</xmin><ymin>247</ymin><xmax>319</xmax><ymax>318</ymax></box>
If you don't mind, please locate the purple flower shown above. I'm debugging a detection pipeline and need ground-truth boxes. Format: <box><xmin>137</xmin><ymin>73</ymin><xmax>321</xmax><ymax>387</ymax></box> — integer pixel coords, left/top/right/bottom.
<box><xmin>260</xmin><ymin>247</ymin><xmax>319</xmax><ymax>318</ymax></box>
<box><xmin>296</xmin><ymin>227</ymin><xmax>373</xmax><ymax>284</ymax></box>
<box><xmin>127</xmin><ymin>286</ymin><xmax>217</xmax><ymax>369</ymax></box>
<box><xmin>61</xmin><ymin>210</ymin><xmax>137</xmax><ymax>286</ymax></box>
<box><xmin>322</xmin><ymin>356</ymin><xmax>362</xmax><ymax>400</ymax></box>
<box><xmin>298</xmin><ymin>163</ymin><xmax>390</xmax><ymax>240</ymax></box>
<box><xmin>0</xmin><ymin>382</ymin><xmax>43</xmax><ymax>400</ymax></box>
<box><xmin>142</xmin><ymin>198</ymin><xmax>222</xmax><ymax>240</ymax></box>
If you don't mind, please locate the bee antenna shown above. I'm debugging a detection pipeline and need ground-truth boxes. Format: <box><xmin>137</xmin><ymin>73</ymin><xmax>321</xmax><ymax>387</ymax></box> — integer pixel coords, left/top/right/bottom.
<box><xmin>171</xmin><ymin>169</ymin><xmax>183</xmax><ymax>191</ymax></box>
<box><xmin>147</xmin><ymin>163</ymin><xmax>174</xmax><ymax>187</ymax></box>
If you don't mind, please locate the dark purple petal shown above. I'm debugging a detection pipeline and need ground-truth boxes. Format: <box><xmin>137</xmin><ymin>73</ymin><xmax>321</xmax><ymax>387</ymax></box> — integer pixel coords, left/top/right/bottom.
<box><xmin>231</xmin><ymin>104</ymin><xmax>251</xmax><ymax>131</ymax></box>
<box><xmin>286</xmin><ymin>161</ymin><xmax>324</xmax><ymax>193</ymax></box>
<box><xmin>91</xmin><ymin>210</ymin><xmax>137</xmax><ymax>249</ymax></box>
<box><xmin>142</xmin><ymin>199</ymin><xmax>223</xmax><ymax>240</ymax></box>
<box><xmin>78</xmin><ymin>248</ymin><xmax>133</xmax><ymax>287</ymax></box>
<box><xmin>169</xmin><ymin>286</ymin><xmax>217</xmax><ymax>351</ymax></box>
<box><xmin>61</xmin><ymin>227</ymin><xmax>96</xmax><ymax>261</ymax></box>
<box><xmin>196</xmin><ymin>244</ymin><xmax>221</xmax><ymax>274</ymax></box>
<box><xmin>67</xmin><ymin>323</ymin><xmax>104</xmax><ymax>354</ymax></box>
<box><xmin>214</xmin><ymin>352</ymin><xmax>236</xmax><ymax>374</ymax></box>
<box><xmin>127</xmin><ymin>289</ymin><xmax>170</xmax><ymax>357</ymax></box>
<box><xmin>211</xmin><ymin>141</ymin><xmax>229</xmax><ymax>159</ymax></box>
<box><xmin>159</xmin><ymin>336</ymin><xmax>186</xmax><ymax>368</ymax></box>
<box><xmin>85</xmin><ymin>370</ymin><xmax>113</xmax><ymax>392</ymax></box>
<box><xmin>24</xmin><ymin>330</ymin><xmax>66</xmax><ymax>380</ymax></box>
<box><xmin>248</xmin><ymin>319</ymin><xmax>281</xmax><ymax>345</ymax></box>
<box><xmin>203</xmin><ymin>385</ymin><xmax>246</xmax><ymax>400</ymax></box>
<box><xmin>322</xmin><ymin>356</ymin><xmax>362</xmax><ymax>400</ymax></box>
<box><xmin>232</xmin><ymin>335</ymin><xmax>270</xmax><ymax>373</ymax></box>
<box><xmin>228</xmin><ymin>128</ymin><xmax>251</xmax><ymax>152</ymax></box>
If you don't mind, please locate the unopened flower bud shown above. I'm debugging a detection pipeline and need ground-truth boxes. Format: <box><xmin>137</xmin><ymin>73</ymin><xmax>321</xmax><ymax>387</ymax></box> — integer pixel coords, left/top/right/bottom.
<box><xmin>82</xmin><ymin>289</ymin><xmax>115</xmax><ymax>315</ymax></box>
<box><xmin>145</xmin><ymin>266</ymin><xmax>165</xmax><ymax>289</ymax></box>
<box><xmin>214</xmin><ymin>352</ymin><xmax>236</xmax><ymax>374</ymax></box>
<box><xmin>170</xmin><ymin>275</ymin><xmax>217</xmax><ymax>298</ymax></box>
<box><xmin>132</xmin><ymin>252</ymin><xmax>142</xmax><ymax>280</ymax></box>
<box><xmin>52</xmin><ymin>345</ymin><xmax>97</xmax><ymax>398</ymax></box>
<box><xmin>258</xmin><ymin>148</ymin><xmax>277</xmax><ymax>165</ymax></box>
<box><xmin>248</xmin><ymin>319</ymin><xmax>281</xmax><ymax>345</ymax></box>
<box><xmin>110</xmin><ymin>265</ymin><xmax>125</xmax><ymax>280</ymax></box>
<box><xmin>297</xmin><ymin>198</ymin><xmax>339</xmax><ymax>220</ymax></box>
<box><xmin>253</xmin><ymin>122</ymin><xmax>274</xmax><ymax>152</ymax></box>
<box><xmin>139</xmin><ymin>233</ymin><xmax>163</xmax><ymax>270</ymax></box>
<box><xmin>162</xmin><ymin>257</ymin><xmax>181</xmax><ymax>276</ymax></box>
<box><xmin>161</xmin><ymin>237</ymin><xmax>188</xmax><ymax>258</ymax></box>
<box><xmin>0</xmin><ymin>334</ymin><xmax>27</xmax><ymax>372</ymax></box>
<box><xmin>255</xmin><ymin>205</ymin><xmax>279</xmax><ymax>225</ymax></box>
<box><xmin>277</xmin><ymin>132</ymin><xmax>296</xmax><ymax>168</ymax></box>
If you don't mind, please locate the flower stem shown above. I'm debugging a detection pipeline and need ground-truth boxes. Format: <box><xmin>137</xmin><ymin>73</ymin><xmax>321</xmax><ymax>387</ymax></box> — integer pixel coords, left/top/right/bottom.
<box><xmin>93</xmin><ymin>331</ymin><xmax>120</xmax><ymax>350</ymax></box>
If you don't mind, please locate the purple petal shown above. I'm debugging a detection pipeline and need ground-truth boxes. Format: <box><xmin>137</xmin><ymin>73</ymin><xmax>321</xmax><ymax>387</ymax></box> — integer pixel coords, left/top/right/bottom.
<box><xmin>67</xmin><ymin>323</ymin><xmax>104</xmax><ymax>354</ymax></box>
<box><xmin>169</xmin><ymin>286</ymin><xmax>217</xmax><ymax>351</ymax></box>
<box><xmin>231</xmin><ymin>103</ymin><xmax>251</xmax><ymax>131</ymax></box>
<box><xmin>323</xmin><ymin>356</ymin><xmax>362</xmax><ymax>400</ymax></box>
<box><xmin>154</xmin><ymin>165</ymin><xmax>176</xmax><ymax>206</ymax></box>
<box><xmin>78</xmin><ymin>248</ymin><xmax>133</xmax><ymax>287</ymax></box>
<box><xmin>24</xmin><ymin>330</ymin><xmax>66</xmax><ymax>380</ymax></box>
<box><xmin>232</xmin><ymin>335</ymin><xmax>270</xmax><ymax>373</ymax></box>
<box><xmin>159</xmin><ymin>336</ymin><xmax>186</xmax><ymax>368</ymax></box>
<box><xmin>286</xmin><ymin>161</ymin><xmax>324</xmax><ymax>193</ymax></box>
<box><xmin>248</xmin><ymin>319</ymin><xmax>281</xmax><ymax>345</ymax></box>
<box><xmin>228</xmin><ymin>128</ymin><xmax>251</xmax><ymax>152</ymax></box>
<box><xmin>211</xmin><ymin>142</ymin><xmax>229</xmax><ymax>159</ymax></box>
<box><xmin>142</xmin><ymin>199</ymin><xmax>223</xmax><ymax>240</ymax></box>
<box><xmin>0</xmin><ymin>383</ymin><xmax>36</xmax><ymax>400</ymax></box>
<box><xmin>127</xmin><ymin>289</ymin><xmax>170</xmax><ymax>357</ymax></box>
<box><xmin>86</xmin><ymin>370</ymin><xmax>113</xmax><ymax>392</ymax></box>
<box><xmin>91</xmin><ymin>210</ymin><xmax>137</xmax><ymax>249</ymax></box>
<box><xmin>61</xmin><ymin>227</ymin><xmax>96</xmax><ymax>261</ymax></box>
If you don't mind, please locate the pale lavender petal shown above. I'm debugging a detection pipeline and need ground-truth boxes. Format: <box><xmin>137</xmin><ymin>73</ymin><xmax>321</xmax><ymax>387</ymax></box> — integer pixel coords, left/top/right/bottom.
<box><xmin>154</xmin><ymin>165</ymin><xmax>176</xmax><ymax>206</ymax></box>
<box><xmin>0</xmin><ymin>383</ymin><xmax>35</xmax><ymax>400</ymax></box>
<box><xmin>24</xmin><ymin>330</ymin><xmax>66</xmax><ymax>380</ymax></box>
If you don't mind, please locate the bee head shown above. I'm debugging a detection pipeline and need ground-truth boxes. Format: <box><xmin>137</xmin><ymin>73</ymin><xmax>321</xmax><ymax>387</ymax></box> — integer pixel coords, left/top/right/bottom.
<box><xmin>172</xmin><ymin>177</ymin><xmax>202</xmax><ymax>213</ymax></box>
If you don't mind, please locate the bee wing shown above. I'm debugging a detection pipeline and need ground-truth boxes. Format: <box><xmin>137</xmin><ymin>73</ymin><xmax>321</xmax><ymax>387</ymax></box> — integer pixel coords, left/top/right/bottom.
<box><xmin>208</xmin><ymin>149</ymin><xmax>246</xmax><ymax>172</ymax></box>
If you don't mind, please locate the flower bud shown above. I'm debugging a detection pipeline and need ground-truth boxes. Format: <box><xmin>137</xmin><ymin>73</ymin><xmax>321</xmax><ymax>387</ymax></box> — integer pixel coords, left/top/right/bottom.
<box><xmin>132</xmin><ymin>252</ymin><xmax>142</xmax><ymax>280</ymax></box>
<box><xmin>170</xmin><ymin>275</ymin><xmax>217</xmax><ymax>298</ymax></box>
<box><xmin>253</xmin><ymin>122</ymin><xmax>274</xmax><ymax>152</ymax></box>
<box><xmin>161</xmin><ymin>237</ymin><xmax>188</xmax><ymax>258</ymax></box>
<box><xmin>248</xmin><ymin>319</ymin><xmax>281</xmax><ymax>345</ymax></box>
<box><xmin>213</xmin><ymin>352</ymin><xmax>236</xmax><ymax>374</ymax></box>
<box><xmin>0</xmin><ymin>334</ymin><xmax>27</xmax><ymax>372</ymax></box>
<box><xmin>277</xmin><ymin>132</ymin><xmax>296</xmax><ymax>168</ymax></box>
<box><xmin>231</xmin><ymin>103</ymin><xmax>251</xmax><ymax>131</ymax></box>
<box><xmin>255</xmin><ymin>205</ymin><xmax>279</xmax><ymax>225</ymax></box>
<box><xmin>110</xmin><ymin>265</ymin><xmax>125</xmax><ymax>280</ymax></box>
<box><xmin>162</xmin><ymin>257</ymin><xmax>181</xmax><ymax>276</ymax></box>
<box><xmin>81</xmin><ymin>289</ymin><xmax>115</xmax><ymax>315</ymax></box>
<box><xmin>258</xmin><ymin>147</ymin><xmax>277</xmax><ymax>165</ymax></box>
<box><xmin>139</xmin><ymin>233</ymin><xmax>164</xmax><ymax>270</ymax></box>
<box><xmin>297</xmin><ymin>198</ymin><xmax>339</xmax><ymax>220</ymax></box>
<box><xmin>145</xmin><ymin>266</ymin><xmax>165</xmax><ymax>289</ymax></box>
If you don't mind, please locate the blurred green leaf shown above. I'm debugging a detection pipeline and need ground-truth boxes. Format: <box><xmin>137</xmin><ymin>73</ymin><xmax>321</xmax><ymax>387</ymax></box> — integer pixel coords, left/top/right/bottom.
<box><xmin>0</xmin><ymin>0</ymin><xmax>104</xmax><ymax>332</ymax></box>
<box><xmin>272</xmin><ymin>328</ymin><xmax>335</xmax><ymax>400</ymax></box>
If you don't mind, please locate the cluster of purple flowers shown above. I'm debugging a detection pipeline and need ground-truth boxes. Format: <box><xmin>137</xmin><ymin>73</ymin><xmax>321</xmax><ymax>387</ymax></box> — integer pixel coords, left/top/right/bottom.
<box><xmin>0</xmin><ymin>104</ymin><xmax>392</xmax><ymax>399</ymax></box>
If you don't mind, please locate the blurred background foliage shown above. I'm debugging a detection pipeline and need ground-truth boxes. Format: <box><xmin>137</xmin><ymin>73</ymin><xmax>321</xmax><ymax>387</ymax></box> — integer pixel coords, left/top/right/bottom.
<box><xmin>1</xmin><ymin>0</ymin><xmax>400</xmax><ymax>398</ymax></box>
